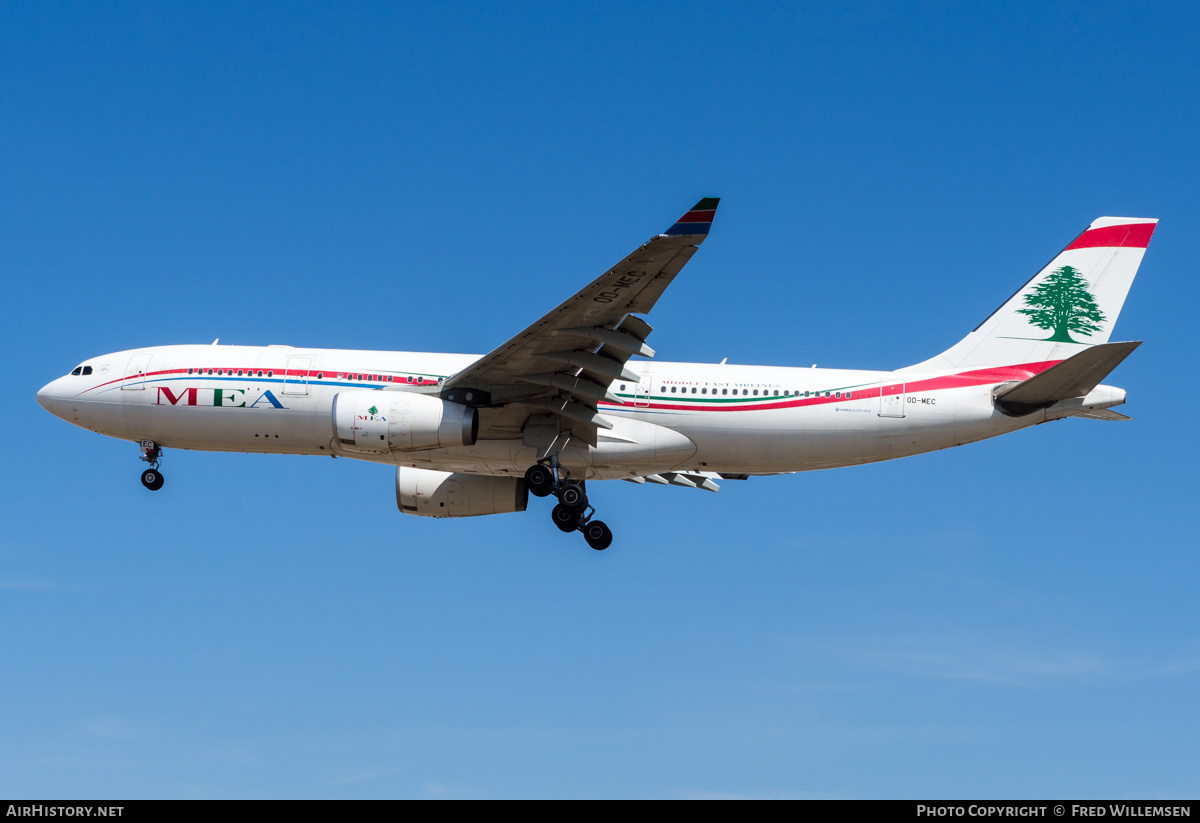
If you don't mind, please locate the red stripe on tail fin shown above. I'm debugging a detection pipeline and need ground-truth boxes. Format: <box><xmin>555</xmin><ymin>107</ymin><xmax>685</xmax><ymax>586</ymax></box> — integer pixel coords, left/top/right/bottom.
<box><xmin>1066</xmin><ymin>222</ymin><xmax>1156</xmax><ymax>250</ymax></box>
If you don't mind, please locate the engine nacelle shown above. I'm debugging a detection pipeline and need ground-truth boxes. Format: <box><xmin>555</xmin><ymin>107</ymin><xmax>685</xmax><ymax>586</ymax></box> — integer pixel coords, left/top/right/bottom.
<box><xmin>395</xmin><ymin>467</ymin><xmax>528</xmax><ymax>518</ymax></box>
<box><xmin>333</xmin><ymin>391</ymin><xmax>478</xmax><ymax>455</ymax></box>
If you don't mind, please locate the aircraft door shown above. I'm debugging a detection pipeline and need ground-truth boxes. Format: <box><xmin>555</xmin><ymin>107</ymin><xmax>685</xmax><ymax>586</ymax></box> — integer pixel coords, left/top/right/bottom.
<box><xmin>635</xmin><ymin>373</ymin><xmax>653</xmax><ymax>407</ymax></box>
<box><xmin>283</xmin><ymin>357</ymin><xmax>311</xmax><ymax>396</ymax></box>
<box><xmin>122</xmin><ymin>354</ymin><xmax>152</xmax><ymax>390</ymax></box>
<box><xmin>878</xmin><ymin>381</ymin><xmax>905</xmax><ymax>418</ymax></box>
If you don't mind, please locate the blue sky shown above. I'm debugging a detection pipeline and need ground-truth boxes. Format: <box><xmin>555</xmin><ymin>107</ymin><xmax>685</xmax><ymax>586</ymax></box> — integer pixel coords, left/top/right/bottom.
<box><xmin>3</xmin><ymin>1</ymin><xmax>1198</xmax><ymax>798</ymax></box>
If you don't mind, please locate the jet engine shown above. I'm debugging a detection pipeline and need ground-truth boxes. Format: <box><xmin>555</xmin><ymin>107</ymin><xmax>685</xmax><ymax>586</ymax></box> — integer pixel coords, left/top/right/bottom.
<box><xmin>333</xmin><ymin>391</ymin><xmax>478</xmax><ymax>455</ymax></box>
<box><xmin>395</xmin><ymin>467</ymin><xmax>528</xmax><ymax>518</ymax></box>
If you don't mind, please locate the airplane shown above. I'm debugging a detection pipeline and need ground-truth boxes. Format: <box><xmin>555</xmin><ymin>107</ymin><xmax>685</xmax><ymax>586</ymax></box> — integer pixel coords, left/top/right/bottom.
<box><xmin>37</xmin><ymin>200</ymin><xmax>1155</xmax><ymax>551</ymax></box>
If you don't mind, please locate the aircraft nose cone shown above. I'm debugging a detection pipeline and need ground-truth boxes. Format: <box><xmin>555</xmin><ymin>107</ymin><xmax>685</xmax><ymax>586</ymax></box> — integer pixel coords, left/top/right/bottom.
<box><xmin>37</xmin><ymin>379</ymin><xmax>69</xmax><ymax>419</ymax></box>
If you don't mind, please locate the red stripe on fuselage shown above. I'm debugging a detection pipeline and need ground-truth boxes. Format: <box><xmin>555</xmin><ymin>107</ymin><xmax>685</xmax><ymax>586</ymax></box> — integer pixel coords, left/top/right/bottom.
<box><xmin>601</xmin><ymin>360</ymin><xmax>1063</xmax><ymax>413</ymax></box>
<box><xmin>77</xmin><ymin>365</ymin><xmax>435</xmax><ymax>396</ymax></box>
<box><xmin>1065</xmin><ymin>223</ymin><xmax>1155</xmax><ymax>250</ymax></box>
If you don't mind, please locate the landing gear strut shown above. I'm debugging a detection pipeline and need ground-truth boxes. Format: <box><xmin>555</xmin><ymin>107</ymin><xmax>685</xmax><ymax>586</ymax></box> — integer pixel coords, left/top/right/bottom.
<box><xmin>139</xmin><ymin>440</ymin><xmax>164</xmax><ymax>491</ymax></box>
<box><xmin>525</xmin><ymin>456</ymin><xmax>613</xmax><ymax>550</ymax></box>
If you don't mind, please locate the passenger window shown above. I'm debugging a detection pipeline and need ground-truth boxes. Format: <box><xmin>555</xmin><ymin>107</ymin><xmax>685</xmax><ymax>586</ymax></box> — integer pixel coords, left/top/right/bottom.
<box><xmin>237</xmin><ymin>370</ymin><xmax>244</xmax><ymax>376</ymax></box>
<box><xmin>722</xmin><ymin>389</ymin><xmax>728</xmax><ymax>395</ymax></box>
<box><xmin>620</xmin><ymin>384</ymin><xmax>626</xmax><ymax>391</ymax></box>
<box><xmin>267</xmin><ymin>371</ymin><xmax>273</xmax><ymax>377</ymax></box>
<box><xmin>691</xmin><ymin>387</ymin><xmax>697</xmax><ymax>394</ymax></box>
<box><xmin>753</xmin><ymin>390</ymin><xmax>758</xmax><ymax>396</ymax></box>
<box><xmin>671</xmin><ymin>386</ymin><xmax>677</xmax><ymax>393</ymax></box>
<box><xmin>701</xmin><ymin>388</ymin><xmax>707</xmax><ymax>394</ymax></box>
<box><xmin>316</xmin><ymin>373</ymin><xmax>323</xmax><ymax>379</ymax></box>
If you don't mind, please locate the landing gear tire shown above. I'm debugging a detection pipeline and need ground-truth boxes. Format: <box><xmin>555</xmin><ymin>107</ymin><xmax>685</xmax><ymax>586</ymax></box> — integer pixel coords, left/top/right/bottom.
<box><xmin>525</xmin><ymin>464</ymin><xmax>555</xmax><ymax>498</ymax></box>
<box><xmin>582</xmin><ymin>520</ymin><xmax>612</xmax><ymax>551</ymax></box>
<box><xmin>558</xmin><ymin>482</ymin><xmax>587</xmax><ymax>512</ymax></box>
<box><xmin>141</xmin><ymin>468</ymin><xmax>164</xmax><ymax>491</ymax></box>
<box><xmin>551</xmin><ymin>504</ymin><xmax>580</xmax><ymax>533</ymax></box>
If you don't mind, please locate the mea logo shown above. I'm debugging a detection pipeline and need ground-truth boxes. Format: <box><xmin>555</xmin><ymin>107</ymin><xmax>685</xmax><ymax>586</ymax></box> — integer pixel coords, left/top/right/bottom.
<box><xmin>156</xmin><ymin>386</ymin><xmax>286</xmax><ymax>409</ymax></box>
<box><xmin>1016</xmin><ymin>265</ymin><xmax>1106</xmax><ymax>343</ymax></box>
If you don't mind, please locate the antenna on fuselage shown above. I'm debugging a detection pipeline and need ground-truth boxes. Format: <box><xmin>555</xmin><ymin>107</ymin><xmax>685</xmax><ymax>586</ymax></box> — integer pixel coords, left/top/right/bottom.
<box><xmin>719</xmin><ymin>357</ymin><xmax>727</xmax><ymax>365</ymax></box>
<box><xmin>211</xmin><ymin>338</ymin><xmax>219</xmax><ymax>345</ymax></box>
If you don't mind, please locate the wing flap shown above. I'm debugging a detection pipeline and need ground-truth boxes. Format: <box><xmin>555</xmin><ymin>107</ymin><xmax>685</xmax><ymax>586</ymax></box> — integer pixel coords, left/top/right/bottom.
<box><xmin>1076</xmin><ymin>408</ymin><xmax>1134</xmax><ymax>421</ymax></box>
<box><xmin>629</xmin><ymin>471</ymin><xmax>722</xmax><ymax>492</ymax></box>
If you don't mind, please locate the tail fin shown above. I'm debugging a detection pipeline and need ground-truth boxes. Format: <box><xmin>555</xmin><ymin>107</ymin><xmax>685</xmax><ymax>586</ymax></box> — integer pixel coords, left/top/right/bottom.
<box><xmin>910</xmin><ymin>217</ymin><xmax>1157</xmax><ymax>371</ymax></box>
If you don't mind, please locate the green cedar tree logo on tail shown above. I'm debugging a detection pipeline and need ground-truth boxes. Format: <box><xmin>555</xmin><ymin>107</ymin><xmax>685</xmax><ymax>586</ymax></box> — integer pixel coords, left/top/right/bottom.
<box><xmin>1016</xmin><ymin>265</ymin><xmax>1106</xmax><ymax>343</ymax></box>
<box><xmin>368</xmin><ymin>405</ymin><xmax>379</xmax><ymax>418</ymax></box>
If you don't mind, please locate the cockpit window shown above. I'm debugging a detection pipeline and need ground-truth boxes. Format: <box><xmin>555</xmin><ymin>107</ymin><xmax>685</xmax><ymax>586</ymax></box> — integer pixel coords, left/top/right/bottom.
<box><xmin>82</xmin><ymin>366</ymin><xmax>92</xmax><ymax>375</ymax></box>
<box><xmin>71</xmin><ymin>367</ymin><xmax>82</xmax><ymax>376</ymax></box>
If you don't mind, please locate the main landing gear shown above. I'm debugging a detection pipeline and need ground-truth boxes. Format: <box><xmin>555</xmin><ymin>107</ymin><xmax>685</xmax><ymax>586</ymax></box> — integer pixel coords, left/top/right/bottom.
<box><xmin>139</xmin><ymin>440</ymin><xmax>164</xmax><ymax>491</ymax></box>
<box><xmin>524</xmin><ymin>458</ymin><xmax>613</xmax><ymax>551</ymax></box>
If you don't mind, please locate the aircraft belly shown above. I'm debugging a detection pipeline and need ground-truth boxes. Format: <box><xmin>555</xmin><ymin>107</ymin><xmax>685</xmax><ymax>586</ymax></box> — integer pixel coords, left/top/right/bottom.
<box><xmin>406</xmin><ymin>416</ymin><xmax>697</xmax><ymax>478</ymax></box>
<box><xmin>652</xmin><ymin>405</ymin><xmax>866</xmax><ymax>472</ymax></box>
<box><xmin>863</xmin><ymin>391</ymin><xmax>959</xmax><ymax>463</ymax></box>
<box><xmin>861</xmin><ymin>385</ymin><xmax>1039</xmax><ymax>462</ymax></box>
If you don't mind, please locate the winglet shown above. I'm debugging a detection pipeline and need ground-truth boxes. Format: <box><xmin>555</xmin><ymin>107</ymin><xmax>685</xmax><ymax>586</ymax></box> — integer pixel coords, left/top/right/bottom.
<box><xmin>663</xmin><ymin>197</ymin><xmax>720</xmax><ymax>236</ymax></box>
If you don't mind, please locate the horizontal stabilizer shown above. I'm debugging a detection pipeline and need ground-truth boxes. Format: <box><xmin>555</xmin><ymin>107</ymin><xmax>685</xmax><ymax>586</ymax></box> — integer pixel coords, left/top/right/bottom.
<box><xmin>995</xmin><ymin>341</ymin><xmax>1140</xmax><ymax>410</ymax></box>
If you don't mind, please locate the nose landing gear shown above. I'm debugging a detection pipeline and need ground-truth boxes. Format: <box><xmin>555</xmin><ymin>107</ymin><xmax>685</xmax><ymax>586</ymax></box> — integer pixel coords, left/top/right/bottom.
<box><xmin>524</xmin><ymin>457</ymin><xmax>613</xmax><ymax>550</ymax></box>
<box><xmin>139</xmin><ymin>440</ymin><xmax>164</xmax><ymax>491</ymax></box>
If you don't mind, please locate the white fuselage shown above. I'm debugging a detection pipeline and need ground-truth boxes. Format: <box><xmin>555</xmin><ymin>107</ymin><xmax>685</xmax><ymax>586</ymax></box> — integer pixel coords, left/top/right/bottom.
<box><xmin>36</xmin><ymin>343</ymin><xmax>1126</xmax><ymax>481</ymax></box>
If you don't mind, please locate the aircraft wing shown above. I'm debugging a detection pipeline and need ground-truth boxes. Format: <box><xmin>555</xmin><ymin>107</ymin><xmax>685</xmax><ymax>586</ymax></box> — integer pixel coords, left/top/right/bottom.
<box><xmin>440</xmin><ymin>198</ymin><xmax>719</xmax><ymax>445</ymax></box>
